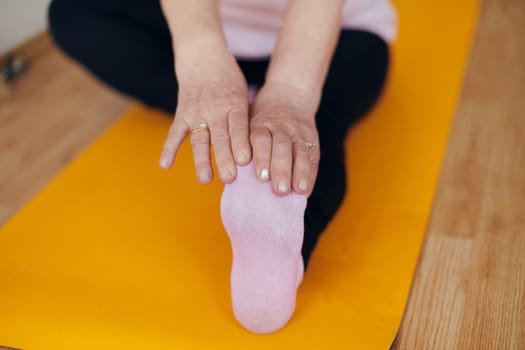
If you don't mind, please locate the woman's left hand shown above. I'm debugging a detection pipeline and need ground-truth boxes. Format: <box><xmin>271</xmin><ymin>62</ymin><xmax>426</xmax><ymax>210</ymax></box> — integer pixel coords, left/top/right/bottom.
<box><xmin>250</xmin><ymin>82</ymin><xmax>321</xmax><ymax>196</ymax></box>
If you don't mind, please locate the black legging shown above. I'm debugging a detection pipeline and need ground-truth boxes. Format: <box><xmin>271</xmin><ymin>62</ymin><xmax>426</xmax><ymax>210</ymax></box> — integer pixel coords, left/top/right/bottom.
<box><xmin>48</xmin><ymin>0</ymin><xmax>390</xmax><ymax>268</ymax></box>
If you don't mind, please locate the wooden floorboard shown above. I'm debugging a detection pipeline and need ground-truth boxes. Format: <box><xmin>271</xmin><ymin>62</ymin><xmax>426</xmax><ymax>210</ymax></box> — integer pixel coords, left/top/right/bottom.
<box><xmin>395</xmin><ymin>0</ymin><xmax>525</xmax><ymax>348</ymax></box>
<box><xmin>0</xmin><ymin>48</ymin><xmax>131</xmax><ymax>225</ymax></box>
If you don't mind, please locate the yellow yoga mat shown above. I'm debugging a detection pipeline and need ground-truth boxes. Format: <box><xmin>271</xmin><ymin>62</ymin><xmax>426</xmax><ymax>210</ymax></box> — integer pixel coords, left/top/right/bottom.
<box><xmin>0</xmin><ymin>1</ymin><xmax>479</xmax><ymax>349</ymax></box>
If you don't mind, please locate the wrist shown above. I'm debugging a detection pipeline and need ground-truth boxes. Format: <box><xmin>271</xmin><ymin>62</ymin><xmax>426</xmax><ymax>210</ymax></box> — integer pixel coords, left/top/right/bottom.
<box><xmin>174</xmin><ymin>35</ymin><xmax>229</xmax><ymax>63</ymax></box>
<box><xmin>258</xmin><ymin>81</ymin><xmax>321</xmax><ymax>119</ymax></box>
<box><xmin>160</xmin><ymin>0</ymin><xmax>228</xmax><ymax>61</ymax></box>
<box><xmin>262</xmin><ymin>79</ymin><xmax>322</xmax><ymax>113</ymax></box>
<box><xmin>174</xmin><ymin>40</ymin><xmax>235</xmax><ymax>83</ymax></box>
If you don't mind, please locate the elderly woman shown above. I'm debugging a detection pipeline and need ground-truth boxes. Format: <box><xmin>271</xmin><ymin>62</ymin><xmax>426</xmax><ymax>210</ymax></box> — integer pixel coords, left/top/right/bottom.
<box><xmin>49</xmin><ymin>0</ymin><xmax>396</xmax><ymax>333</ymax></box>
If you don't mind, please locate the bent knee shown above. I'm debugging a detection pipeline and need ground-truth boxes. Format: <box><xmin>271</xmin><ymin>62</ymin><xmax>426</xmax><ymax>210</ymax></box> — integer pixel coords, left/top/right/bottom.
<box><xmin>48</xmin><ymin>0</ymin><xmax>97</xmax><ymax>55</ymax></box>
<box><xmin>48</xmin><ymin>0</ymin><xmax>77</xmax><ymax>51</ymax></box>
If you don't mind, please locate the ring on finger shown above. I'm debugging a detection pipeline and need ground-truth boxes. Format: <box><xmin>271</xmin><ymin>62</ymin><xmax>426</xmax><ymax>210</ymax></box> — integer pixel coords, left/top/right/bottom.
<box><xmin>190</xmin><ymin>122</ymin><xmax>209</xmax><ymax>134</ymax></box>
<box><xmin>294</xmin><ymin>140</ymin><xmax>317</xmax><ymax>150</ymax></box>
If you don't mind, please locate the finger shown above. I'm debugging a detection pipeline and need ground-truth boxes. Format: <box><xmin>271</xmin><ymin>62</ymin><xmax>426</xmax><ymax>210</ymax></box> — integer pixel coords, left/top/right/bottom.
<box><xmin>190</xmin><ymin>127</ymin><xmax>213</xmax><ymax>184</ymax></box>
<box><xmin>271</xmin><ymin>131</ymin><xmax>293</xmax><ymax>196</ymax></box>
<box><xmin>160</xmin><ymin>117</ymin><xmax>188</xmax><ymax>169</ymax></box>
<box><xmin>250</xmin><ymin>125</ymin><xmax>272</xmax><ymax>182</ymax></box>
<box><xmin>309</xmin><ymin>144</ymin><xmax>321</xmax><ymax>193</ymax></box>
<box><xmin>209</xmin><ymin>120</ymin><xmax>236</xmax><ymax>183</ymax></box>
<box><xmin>228</xmin><ymin>106</ymin><xmax>251</xmax><ymax>165</ymax></box>
<box><xmin>292</xmin><ymin>141</ymin><xmax>313</xmax><ymax>195</ymax></box>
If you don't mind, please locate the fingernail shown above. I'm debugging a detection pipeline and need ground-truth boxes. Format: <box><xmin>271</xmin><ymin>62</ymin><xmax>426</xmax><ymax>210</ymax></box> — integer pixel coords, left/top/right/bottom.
<box><xmin>278</xmin><ymin>181</ymin><xmax>289</xmax><ymax>193</ymax></box>
<box><xmin>199</xmin><ymin>170</ymin><xmax>211</xmax><ymax>183</ymax></box>
<box><xmin>299</xmin><ymin>180</ymin><xmax>308</xmax><ymax>191</ymax></box>
<box><xmin>260</xmin><ymin>168</ymin><xmax>270</xmax><ymax>181</ymax></box>
<box><xmin>237</xmin><ymin>152</ymin><xmax>247</xmax><ymax>163</ymax></box>
<box><xmin>160</xmin><ymin>156</ymin><xmax>170</xmax><ymax>169</ymax></box>
<box><xmin>220</xmin><ymin>168</ymin><xmax>232</xmax><ymax>181</ymax></box>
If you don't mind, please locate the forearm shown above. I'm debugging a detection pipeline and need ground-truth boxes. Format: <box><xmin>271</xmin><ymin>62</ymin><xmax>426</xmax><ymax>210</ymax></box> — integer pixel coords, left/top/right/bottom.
<box><xmin>160</xmin><ymin>0</ymin><xmax>227</xmax><ymax>60</ymax></box>
<box><xmin>265</xmin><ymin>0</ymin><xmax>345</xmax><ymax>105</ymax></box>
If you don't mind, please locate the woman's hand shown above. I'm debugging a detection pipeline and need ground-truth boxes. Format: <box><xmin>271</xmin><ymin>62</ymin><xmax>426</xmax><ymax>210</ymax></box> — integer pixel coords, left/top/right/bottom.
<box><xmin>243</xmin><ymin>0</ymin><xmax>344</xmax><ymax>196</ymax></box>
<box><xmin>159</xmin><ymin>44</ymin><xmax>251</xmax><ymax>184</ymax></box>
<box><xmin>250</xmin><ymin>82</ymin><xmax>320</xmax><ymax>196</ymax></box>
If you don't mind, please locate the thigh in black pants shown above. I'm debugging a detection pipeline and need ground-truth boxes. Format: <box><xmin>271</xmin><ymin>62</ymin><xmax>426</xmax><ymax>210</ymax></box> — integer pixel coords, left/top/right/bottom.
<box><xmin>49</xmin><ymin>0</ymin><xmax>390</xmax><ymax>268</ymax></box>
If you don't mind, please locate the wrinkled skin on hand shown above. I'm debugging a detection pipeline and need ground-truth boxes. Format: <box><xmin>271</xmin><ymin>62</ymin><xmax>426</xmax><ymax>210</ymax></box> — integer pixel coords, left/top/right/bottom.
<box><xmin>160</xmin><ymin>45</ymin><xmax>251</xmax><ymax>184</ymax></box>
<box><xmin>249</xmin><ymin>82</ymin><xmax>320</xmax><ymax>196</ymax></box>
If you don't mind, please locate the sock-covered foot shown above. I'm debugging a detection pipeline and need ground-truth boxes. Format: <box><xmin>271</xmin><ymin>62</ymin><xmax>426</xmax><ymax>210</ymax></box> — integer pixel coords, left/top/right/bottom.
<box><xmin>220</xmin><ymin>162</ymin><xmax>307</xmax><ymax>334</ymax></box>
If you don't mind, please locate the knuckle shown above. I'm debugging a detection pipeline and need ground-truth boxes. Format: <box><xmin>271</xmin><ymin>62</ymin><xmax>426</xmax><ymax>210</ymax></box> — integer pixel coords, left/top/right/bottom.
<box><xmin>294</xmin><ymin>146</ymin><xmax>310</xmax><ymax>158</ymax></box>
<box><xmin>274</xmin><ymin>137</ymin><xmax>291</xmax><ymax>146</ymax></box>
<box><xmin>229</xmin><ymin>124</ymin><xmax>248</xmax><ymax>135</ymax></box>
<box><xmin>213</xmin><ymin>148</ymin><xmax>234</xmax><ymax>163</ymax></box>
<box><xmin>221</xmin><ymin>159</ymin><xmax>236</xmax><ymax>168</ymax></box>
<box><xmin>162</xmin><ymin>147</ymin><xmax>174</xmax><ymax>155</ymax></box>
<box><xmin>274</xmin><ymin>135</ymin><xmax>291</xmax><ymax>147</ymax></box>
<box><xmin>211</xmin><ymin>133</ymin><xmax>230</xmax><ymax>146</ymax></box>
<box><xmin>250</xmin><ymin>125</ymin><xmax>270</xmax><ymax>136</ymax></box>
<box><xmin>252</xmin><ymin>149</ymin><xmax>270</xmax><ymax>162</ymax></box>
<box><xmin>249</xmin><ymin>115</ymin><xmax>274</xmax><ymax>130</ymax></box>
<box><xmin>273</xmin><ymin>151</ymin><xmax>292</xmax><ymax>164</ymax></box>
<box><xmin>310</xmin><ymin>155</ymin><xmax>320</xmax><ymax>167</ymax></box>
<box><xmin>251</xmin><ymin>135</ymin><xmax>271</xmax><ymax>147</ymax></box>
<box><xmin>195</xmin><ymin>162</ymin><xmax>210</xmax><ymax>170</ymax></box>
<box><xmin>227</xmin><ymin>104</ymin><xmax>248</xmax><ymax>119</ymax></box>
<box><xmin>190</xmin><ymin>133</ymin><xmax>209</xmax><ymax>146</ymax></box>
<box><xmin>167</xmin><ymin>129</ymin><xmax>181</xmax><ymax>139</ymax></box>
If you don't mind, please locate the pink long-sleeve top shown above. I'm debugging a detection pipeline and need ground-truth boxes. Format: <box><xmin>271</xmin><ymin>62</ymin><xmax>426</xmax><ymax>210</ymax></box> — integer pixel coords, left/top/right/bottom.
<box><xmin>220</xmin><ymin>0</ymin><xmax>398</xmax><ymax>58</ymax></box>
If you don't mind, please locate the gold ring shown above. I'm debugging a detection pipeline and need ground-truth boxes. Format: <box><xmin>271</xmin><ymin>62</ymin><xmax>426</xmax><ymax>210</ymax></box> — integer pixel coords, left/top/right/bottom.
<box><xmin>294</xmin><ymin>140</ymin><xmax>317</xmax><ymax>150</ymax></box>
<box><xmin>190</xmin><ymin>122</ymin><xmax>209</xmax><ymax>134</ymax></box>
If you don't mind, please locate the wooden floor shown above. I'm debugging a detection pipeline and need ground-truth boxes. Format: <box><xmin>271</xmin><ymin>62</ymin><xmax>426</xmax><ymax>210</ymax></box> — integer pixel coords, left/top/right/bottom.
<box><xmin>0</xmin><ymin>0</ymin><xmax>523</xmax><ymax>348</ymax></box>
<box><xmin>395</xmin><ymin>0</ymin><xmax>525</xmax><ymax>348</ymax></box>
<box><xmin>0</xmin><ymin>49</ymin><xmax>131</xmax><ymax>223</ymax></box>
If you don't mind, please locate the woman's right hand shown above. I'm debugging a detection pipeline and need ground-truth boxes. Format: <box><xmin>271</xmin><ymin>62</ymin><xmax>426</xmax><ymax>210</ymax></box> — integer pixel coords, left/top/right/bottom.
<box><xmin>159</xmin><ymin>43</ymin><xmax>251</xmax><ymax>184</ymax></box>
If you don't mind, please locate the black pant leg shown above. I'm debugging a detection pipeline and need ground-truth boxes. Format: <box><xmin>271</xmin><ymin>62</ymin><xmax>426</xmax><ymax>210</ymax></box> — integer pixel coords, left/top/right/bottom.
<box><xmin>302</xmin><ymin>30</ymin><xmax>390</xmax><ymax>267</ymax></box>
<box><xmin>49</xmin><ymin>0</ymin><xmax>178</xmax><ymax>112</ymax></box>
<box><xmin>317</xmin><ymin>30</ymin><xmax>390</xmax><ymax>137</ymax></box>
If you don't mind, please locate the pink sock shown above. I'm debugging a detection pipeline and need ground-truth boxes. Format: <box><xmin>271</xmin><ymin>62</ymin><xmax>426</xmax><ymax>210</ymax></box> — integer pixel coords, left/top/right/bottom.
<box><xmin>220</xmin><ymin>162</ymin><xmax>307</xmax><ymax>334</ymax></box>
